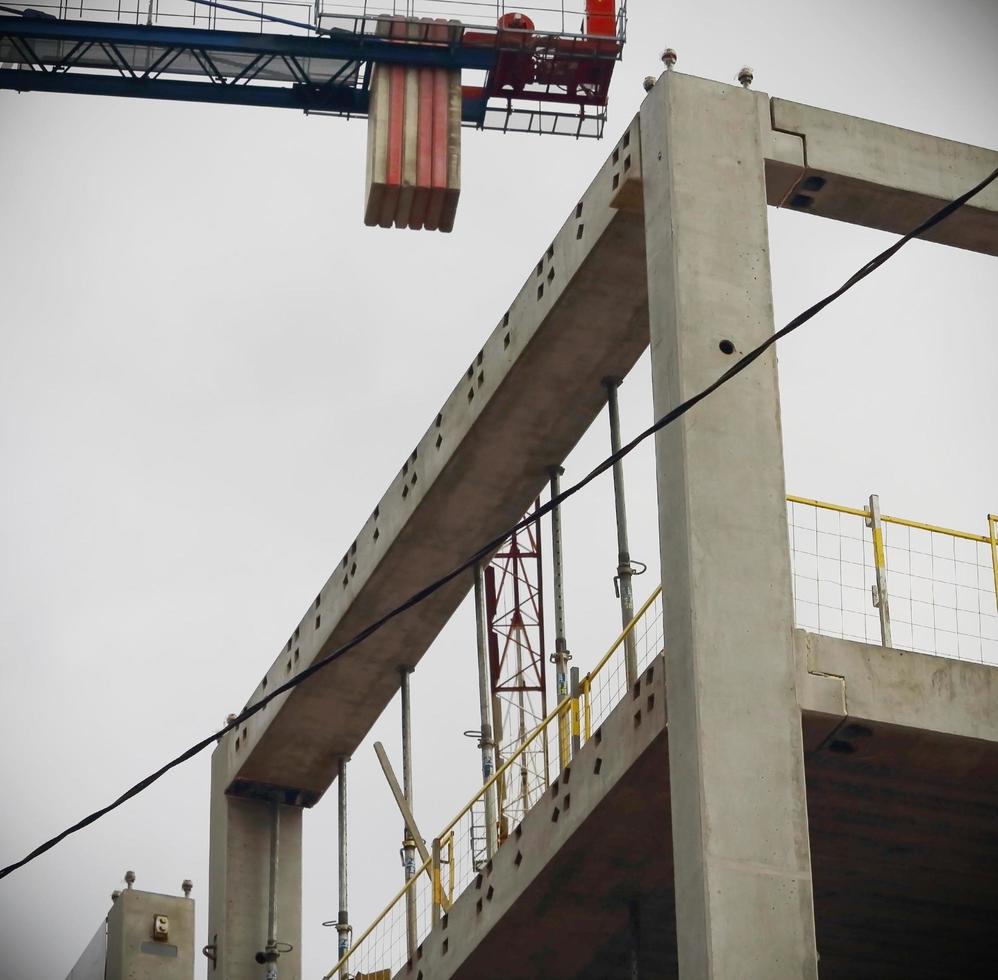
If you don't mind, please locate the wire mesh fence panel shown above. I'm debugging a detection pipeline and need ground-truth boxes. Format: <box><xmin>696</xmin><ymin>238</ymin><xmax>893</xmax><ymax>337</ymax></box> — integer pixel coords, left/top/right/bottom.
<box><xmin>787</xmin><ymin>498</ymin><xmax>998</xmax><ymax>663</ymax></box>
<box><xmin>883</xmin><ymin>522</ymin><xmax>998</xmax><ymax>663</ymax></box>
<box><xmin>331</xmin><ymin>856</ymin><xmax>432</xmax><ymax>979</ymax></box>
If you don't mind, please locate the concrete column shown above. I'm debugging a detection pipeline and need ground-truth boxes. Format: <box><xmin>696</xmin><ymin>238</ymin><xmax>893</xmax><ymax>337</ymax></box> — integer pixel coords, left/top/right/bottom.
<box><xmin>208</xmin><ymin>746</ymin><xmax>303</xmax><ymax>979</ymax></box>
<box><xmin>640</xmin><ymin>72</ymin><xmax>818</xmax><ymax>979</ymax></box>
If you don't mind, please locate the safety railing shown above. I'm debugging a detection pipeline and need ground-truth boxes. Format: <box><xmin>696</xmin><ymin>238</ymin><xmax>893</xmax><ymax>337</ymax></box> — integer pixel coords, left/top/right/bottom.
<box><xmin>787</xmin><ymin>495</ymin><xmax>998</xmax><ymax>662</ymax></box>
<box><xmin>327</xmin><ymin>495</ymin><xmax>996</xmax><ymax>978</ymax></box>
<box><xmin>324</xmin><ymin>583</ymin><xmax>664</xmax><ymax>979</ymax></box>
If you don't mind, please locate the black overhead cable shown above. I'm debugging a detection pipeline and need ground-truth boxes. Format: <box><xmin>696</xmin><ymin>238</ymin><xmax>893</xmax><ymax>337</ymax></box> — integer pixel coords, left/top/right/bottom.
<box><xmin>1</xmin><ymin>164</ymin><xmax>995</xmax><ymax>884</ymax></box>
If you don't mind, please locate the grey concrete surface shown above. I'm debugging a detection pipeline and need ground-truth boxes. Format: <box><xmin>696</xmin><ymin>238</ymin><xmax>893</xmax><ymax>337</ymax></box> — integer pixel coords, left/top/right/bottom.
<box><xmin>771</xmin><ymin>99</ymin><xmax>998</xmax><ymax>255</ymax></box>
<box><xmin>208</xmin><ymin>750</ymin><xmax>303</xmax><ymax>980</ymax></box>
<box><xmin>393</xmin><ymin>638</ymin><xmax>998</xmax><ymax>979</ymax></box>
<box><xmin>641</xmin><ymin>71</ymin><xmax>818</xmax><ymax>979</ymax></box>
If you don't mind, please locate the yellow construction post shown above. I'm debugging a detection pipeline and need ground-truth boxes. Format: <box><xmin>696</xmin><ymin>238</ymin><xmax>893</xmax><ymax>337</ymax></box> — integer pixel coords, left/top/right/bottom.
<box><xmin>867</xmin><ymin>494</ymin><xmax>893</xmax><ymax>647</ymax></box>
<box><xmin>989</xmin><ymin>515</ymin><xmax>998</xmax><ymax>614</ymax></box>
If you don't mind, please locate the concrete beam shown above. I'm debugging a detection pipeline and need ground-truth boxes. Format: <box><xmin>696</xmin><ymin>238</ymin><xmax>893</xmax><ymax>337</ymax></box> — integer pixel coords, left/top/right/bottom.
<box><xmin>771</xmin><ymin>98</ymin><xmax>998</xmax><ymax>255</ymax></box>
<box><xmin>219</xmin><ymin>115</ymin><xmax>648</xmax><ymax>801</ymax></box>
<box><xmin>796</xmin><ymin>630</ymin><xmax>998</xmax><ymax>747</ymax></box>
<box><xmin>641</xmin><ymin>72</ymin><xmax>819</xmax><ymax>979</ymax></box>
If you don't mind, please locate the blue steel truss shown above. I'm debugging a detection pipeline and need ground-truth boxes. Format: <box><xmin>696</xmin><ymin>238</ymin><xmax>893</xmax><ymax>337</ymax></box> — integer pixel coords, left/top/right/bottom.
<box><xmin>0</xmin><ymin>2</ymin><xmax>622</xmax><ymax>134</ymax></box>
<box><xmin>0</xmin><ymin>12</ymin><xmax>494</xmax><ymax>118</ymax></box>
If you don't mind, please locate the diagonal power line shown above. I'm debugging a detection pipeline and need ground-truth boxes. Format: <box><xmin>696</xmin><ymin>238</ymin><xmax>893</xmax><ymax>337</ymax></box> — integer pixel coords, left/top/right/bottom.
<box><xmin>2</xmin><ymin>164</ymin><xmax>995</xmax><ymax>883</ymax></box>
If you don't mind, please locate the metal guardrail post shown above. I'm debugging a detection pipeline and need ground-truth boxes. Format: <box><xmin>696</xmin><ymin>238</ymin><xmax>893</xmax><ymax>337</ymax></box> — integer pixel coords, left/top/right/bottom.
<box><xmin>548</xmin><ymin>466</ymin><xmax>572</xmax><ymax>771</ymax></box>
<box><xmin>473</xmin><ymin>565</ymin><xmax>498</xmax><ymax>859</ymax></box>
<box><xmin>867</xmin><ymin>494</ymin><xmax>893</xmax><ymax>647</ymax></box>
<box><xmin>431</xmin><ymin>838</ymin><xmax>442</xmax><ymax>927</ymax></box>
<box><xmin>604</xmin><ymin>377</ymin><xmax>639</xmax><ymax>688</ymax></box>
<box><xmin>989</xmin><ymin>514</ymin><xmax>998</xmax><ymax>615</ymax></box>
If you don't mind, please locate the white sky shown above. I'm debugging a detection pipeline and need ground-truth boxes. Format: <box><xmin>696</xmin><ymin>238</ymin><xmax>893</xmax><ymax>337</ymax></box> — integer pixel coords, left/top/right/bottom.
<box><xmin>1</xmin><ymin>1</ymin><xmax>996</xmax><ymax>978</ymax></box>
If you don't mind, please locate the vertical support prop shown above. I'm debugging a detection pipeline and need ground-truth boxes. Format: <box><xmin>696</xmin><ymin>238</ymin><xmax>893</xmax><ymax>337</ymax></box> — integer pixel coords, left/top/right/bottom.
<box><xmin>867</xmin><ymin>494</ymin><xmax>893</xmax><ymax>647</ymax></box>
<box><xmin>336</xmin><ymin>757</ymin><xmax>351</xmax><ymax>977</ymax></box>
<box><xmin>265</xmin><ymin>798</ymin><xmax>280</xmax><ymax>980</ymax></box>
<box><xmin>473</xmin><ymin>565</ymin><xmax>499</xmax><ymax>859</ymax></box>
<box><xmin>399</xmin><ymin>665</ymin><xmax>417</xmax><ymax>962</ymax></box>
<box><xmin>605</xmin><ymin>377</ymin><xmax>639</xmax><ymax>687</ymax></box>
<box><xmin>548</xmin><ymin>466</ymin><xmax>572</xmax><ymax>769</ymax></box>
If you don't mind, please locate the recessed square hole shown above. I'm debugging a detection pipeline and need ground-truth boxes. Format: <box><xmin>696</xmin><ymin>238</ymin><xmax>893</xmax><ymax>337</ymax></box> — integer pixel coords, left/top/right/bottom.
<box><xmin>624</xmin><ymin>154</ymin><xmax>631</xmax><ymax>172</ymax></box>
<box><xmin>551</xmin><ymin>806</ymin><xmax>560</xmax><ymax>823</ymax></box>
<box><xmin>594</xmin><ymin>728</ymin><xmax>602</xmax><ymax>745</ymax></box>
<box><xmin>350</xmin><ymin>562</ymin><xmax>356</xmax><ymax>577</ymax></box>
<box><xmin>546</xmin><ymin>243</ymin><xmax>554</xmax><ymax>260</ymax></box>
<box><xmin>467</xmin><ymin>387</ymin><xmax>475</xmax><ymax>402</ymax></box>
<box><xmin>576</xmin><ymin>224</ymin><xmax>584</xmax><ymax>240</ymax></box>
<box><xmin>262</xmin><ymin>676</ymin><xmax>268</xmax><ymax>689</ymax></box>
<box><xmin>564</xmin><ymin>793</ymin><xmax>571</xmax><ymax>811</ymax></box>
<box><xmin>612</xmin><ymin>147</ymin><xmax>619</xmax><ymax>164</ymax></box>
<box><xmin>486</xmin><ymin>859</ymin><xmax>493</xmax><ymax>874</ymax></box>
<box><xmin>547</xmin><ymin>268</ymin><xmax>555</xmax><ymax>284</ymax></box>
<box><xmin>575</xmin><ymin>201</ymin><xmax>584</xmax><ymax>218</ymax></box>
<box><xmin>315</xmin><ymin>593</ymin><xmax>322</xmax><ymax>608</ymax></box>
<box><xmin>435</xmin><ymin>434</ymin><xmax>442</xmax><ymax>449</ymax></box>
<box><xmin>435</xmin><ymin>414</ymin><xmax>442</xmax><ymax>428</ymax></box>
<box><xmin>410</xmin><ymin>448</ymin><xmax>417</xmax><ymax>462</ymax></box>
<box><xmin>235</xmin><ymin>736</ymin><xmax>240</xmax><ymax>750</ymax></box>
<box><xmin>286</xmin><ymin>659</ymin><xmax>292</xmax><ymax>673</ymax></box>
<box><xmin>502</xmin><ymin>310</ymin><xmax>510</xmax><ymax>326</ymax></box>
<box><xmin>632</xmin><ymin>679</ymin><xmax>641</xmax><ymax>699</ymax></box>
<box><xmin>410</xmin><ymin>473</ymin><xmax>417</xmax><ymax>486</ymax></box>
<box><xmin>536</xmin><ymin>283</ymin><xmax>544</xmax><ymax>301</ymax></box>
<box><xmin>466</xmin><ymin>365</ymin><xmax>473</xmax><ymax>379</ymax></box>
<box><xmin>503</xmin><ymin>332</ymin><xmax>510</xmax><ymax>349</ymax></box>
<box><xmin>315</xmin><ymin>615</ymin><xmax>321</xmax><ymax>630</ymax></box>
<box><xmin>342</xmin><ymin>556</ymin><xmax>348</xmax><ymax>569</ymax></box>
<box><xmin>475</xmin><ymin>874</ymin><xmax>483</xmax><ymax>890</ymax></box>
<box><xmin>286</xmin><ymin>639</ymin><xmax>292</xmax><ymax>652</ymax></box>
<box><xmin>514</xmin><ymin>823</ymin><xmax>523</xmax><ymax>839</ymax></box>
<box><xmin>633</xmin><ymin>710</ymin><xmax>642</xmax><ymax>728</ymax></box>
<box><xmin>476</xmin><ymin>350</ymin><xmax>483</xmax><ymax>366</ymax></box>
<box><xmin>646</xmin><ymin>665</ymin><xmax>655</xmax><ymax>683</ymax></box>
<box><xmin>342</xmin><ymin>576</ymin><xmax>348</xmax><ymax>587</ymax></box>
<box><xmin>551</xmin><ymin>782</ymin><xmax>559</xmax><ymax>798</ymax></box>
<box><xmin>562</xmin><ymin>766</ymin><xmax>571</xmax><ymax>784</ymax></box>
<box><xmin>402</xmin><ymin>484</ymin><xmax>409</xmax><ymax>498</ymax></box>
<box><xmin>403</xmin><ymin>461</ymin><xmax>408</xmax><ymax>477</ymax></box>
<box><xmin>612</xmin><ymin>173</ymin><xmax>620</xmax><ymax>191</ymax></box>
<box><xmin>594</xmin><ymin>757</ymin><xmax>603</xmax><ymax>775</ymax></box>
<box><xmin>373</xmin><ymin>505</ymin><xmax>379</xmax><ymax>519</ymax></box>
<box><xmin>294</xmin><ymin>648</ymin><xmax>299</xmax><ymax>661</ymax></box>
<box><xmin>514</xmin><ymin>851</ymin><xmax>522</xmax><ymax>867</ymax></box>
<box><xmin>623</xmin><ymin>130</ymin><xmax>630</xmax><ymax>148</ymax></box>
<box><xmin>442</xmin><ymin>939</ymin><xmax>448</xmax><ymax>955</ymax></box>
<box><xmin>350</xmin><ymin>542</ymin><xmax>356</xmax><ymax>556</ymax></box>
<box><xmin>373</xmin><ymin>526</ymin><xmax>380</xmax><ymax>540</ymax></box>
<box><xmin>294</xmin><ymin>628</ymin><xmax>299</xmax><ymax>641</ymax></box>
<box><xmin>647</xmin><ymin>693</ymin><xmax>655</xmax><ymax>712</ymax></box>
<box><xmin>536</xmin><ymin>259</ymin><xmax>543</xmax><ymax>276</ymax></box>
<box><xmin>477</xmin><ymin>371</ymin><xmax>484</xmax><ymax>386</ymax></box>
<box><xmin>441</xmin><ymin>913</ymin><xmax>448</xmax><ymax>930</ymax></box>
<box><xmin>476</xmin><ymin>898</ymin><xmax>483</xmax><ymax>914</ymax></box>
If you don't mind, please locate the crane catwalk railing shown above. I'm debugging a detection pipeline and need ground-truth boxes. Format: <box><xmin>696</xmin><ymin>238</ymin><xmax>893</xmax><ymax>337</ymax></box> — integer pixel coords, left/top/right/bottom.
<box><xmin>326</xmin><ymin>494</ymin><xmax>996</xmax><ymax>979</ymax></box>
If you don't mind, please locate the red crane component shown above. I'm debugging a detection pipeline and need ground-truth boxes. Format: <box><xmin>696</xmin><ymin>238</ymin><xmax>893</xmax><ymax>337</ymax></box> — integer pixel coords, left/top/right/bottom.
<box><xmin>468</xmin><ymin>2</ymin><xmax>620</xmax><ymax>112</ymax></box>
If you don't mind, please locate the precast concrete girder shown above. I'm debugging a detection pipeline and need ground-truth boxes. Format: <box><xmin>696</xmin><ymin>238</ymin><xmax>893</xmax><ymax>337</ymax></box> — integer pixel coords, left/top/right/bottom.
<box><xmin>219</xmin><ymin>114</ymin><xmax>649</xmax><ymax>803</ymax></box>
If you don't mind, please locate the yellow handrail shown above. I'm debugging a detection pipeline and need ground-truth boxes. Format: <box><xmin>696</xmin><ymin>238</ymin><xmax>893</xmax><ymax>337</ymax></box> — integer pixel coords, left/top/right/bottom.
<box><xmin>786</xmin><ymin>494</ymin><xmax>992</xmax><ymax>544</ymax></box>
